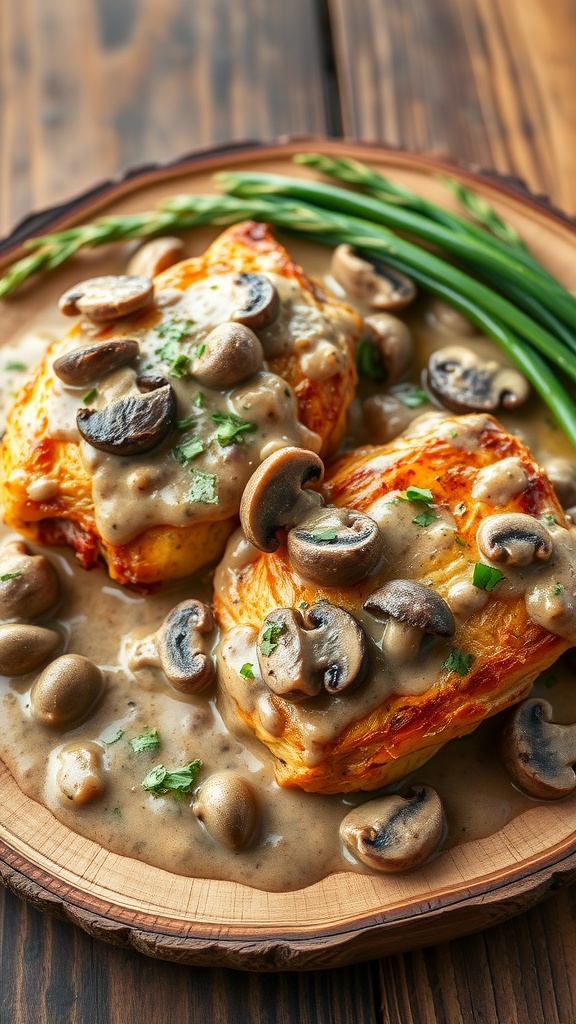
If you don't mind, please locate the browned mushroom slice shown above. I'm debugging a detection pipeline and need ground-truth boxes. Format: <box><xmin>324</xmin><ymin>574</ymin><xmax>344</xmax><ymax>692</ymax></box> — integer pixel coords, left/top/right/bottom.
<box><xmin>53</xmin><ymin>338</ymin><xmax>140</xmax><ymax>386</ymax></box>
<box><xmin>339</xmin><ymin>786</ymin><xmax>445</xmax><ymax>872</ymax></box>
<box><xmin>287</xmin><ymin>505</ymin><xmax>382</xmax><ymax>586</ymax></box>
<box><xmin>231</xmin><ymin>272</ymin><xmax>280</xmax><ymax>330</ymax></box>
<box><xmin>427</xmin><ymin>345</ymin><xmax>530</xmax><ymax>414</ymax></box>
<box><xmin>502</xmin><ymin>697</ymin><xmax>576</xmax><ymax>798</ymax></box>
<box><xmin>477</xmin><ymin>514</ymin><xmax>553</xmax><ymax>568</ymax></box>
<box><xmin>192</xmin><ymin>322</ymin><xmax>263</xmax><ymax>388</ymax></box>
<box><xmin>362</xmin><ymin>314</ymin><xmax>414</xmax><ymax>384</ymax></box>
<box><xmin>158</xmin><ymin>599</ymin><xmax>216</xmax><ymax>694</ymax></box>
<box><xmin>77</xmin><ymin>377</ymin><xmax>176</xmax><ymax>455</ymax></box>
<box><xmin>257</xmin><ymin>603</ymin><xmax>368</xmax><ymax>700</ymax></box>
<box><xmin>331</xmin><ymin>244</ymin><xmax>416</xmax><ymax>311</ymax></box>
<box><xmin>240</xmin><ymin>447</ymin><xmax>324</xmax><ymax>552</ymax></box>
<box><xmin>59</xmin><ymin>275</ymin><xmax>154</xmax><ymax>323</ymax></box>
<box><xmin>127</xmin><ymin>237</ymin><xmax>185</xmax><ymax>278</ymax></box>
<box><xmin>364</xmin><ymin>580</ymin><xmax>455</xmax><ymax>663</ymax></box>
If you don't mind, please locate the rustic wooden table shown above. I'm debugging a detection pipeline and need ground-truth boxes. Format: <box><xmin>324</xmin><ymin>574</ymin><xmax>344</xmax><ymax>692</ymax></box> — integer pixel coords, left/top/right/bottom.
<box><xmin>1</xmin><ymin>2</ymin><xmax>576</xmax><ymax>1021</ymax></box>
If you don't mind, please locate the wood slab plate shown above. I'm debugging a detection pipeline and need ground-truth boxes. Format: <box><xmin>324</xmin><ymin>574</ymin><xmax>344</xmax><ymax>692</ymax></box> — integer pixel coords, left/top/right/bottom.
<box><xmin>1</xmin><ymin>139</ymin><xmax>576</xmax><ymax>971</ymax></box>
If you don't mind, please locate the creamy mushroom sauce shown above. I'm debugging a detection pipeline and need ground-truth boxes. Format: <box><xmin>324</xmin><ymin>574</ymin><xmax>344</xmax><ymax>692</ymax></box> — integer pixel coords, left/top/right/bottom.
<box><xmin>0</xmin><ymin>253</ymin><xmax>575</xmax><ymax>892</ymax></box>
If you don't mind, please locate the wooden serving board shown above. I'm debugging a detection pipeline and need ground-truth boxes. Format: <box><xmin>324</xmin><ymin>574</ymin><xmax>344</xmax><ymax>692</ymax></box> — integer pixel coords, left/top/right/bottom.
<box><xmin>1</xmin><ymin>139</ymin><xmax>576</xmax><ymax>971</ymax></box>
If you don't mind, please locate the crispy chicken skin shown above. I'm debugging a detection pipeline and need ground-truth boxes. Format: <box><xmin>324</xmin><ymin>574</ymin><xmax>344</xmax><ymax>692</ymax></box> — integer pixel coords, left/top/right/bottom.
<box><xmin>0</xmin><ymin>223</ymin><xmax>359</xmax><ymax>586</ymax></box>
<box><xmin>215</xmin><ymin>414</ymin><xmax>571</xmax><ymax>794</ymax></box>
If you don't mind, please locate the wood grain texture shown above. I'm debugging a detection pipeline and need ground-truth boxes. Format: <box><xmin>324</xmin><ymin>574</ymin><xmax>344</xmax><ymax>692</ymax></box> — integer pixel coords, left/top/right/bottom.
<box><xmin>329</xmin><ymin>0</ymin><xmax>576</xmax><ymax>213</ymax></box>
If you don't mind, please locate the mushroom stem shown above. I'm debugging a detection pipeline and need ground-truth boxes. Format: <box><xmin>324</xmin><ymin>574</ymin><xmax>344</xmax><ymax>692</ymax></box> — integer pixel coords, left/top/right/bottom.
<box><xmin>382</xmin><ymin>619</ymin><xmax>425</xmax><ymax>663</ymax></box>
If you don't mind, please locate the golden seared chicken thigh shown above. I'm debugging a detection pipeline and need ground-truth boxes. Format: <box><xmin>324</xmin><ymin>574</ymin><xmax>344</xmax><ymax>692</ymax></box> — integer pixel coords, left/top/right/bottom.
<box><xmin>0</xmin><ymin>222</ymin><xmax>359</xmax><ymax>586</ymax></box>
<box><xmin>215</xmin><ymin>413</ymin><xmax>575</xmax><ymax>794</ymax></box>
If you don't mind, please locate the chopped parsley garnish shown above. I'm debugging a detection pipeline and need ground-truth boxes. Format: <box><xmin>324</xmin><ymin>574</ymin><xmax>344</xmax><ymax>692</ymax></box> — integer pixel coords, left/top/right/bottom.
<box><xmin>455</xmin><ymin>535</ymin><xmax>468</xmax><ymax>547</ymax></box>
<box><xmin>260</xmin><ymin>621</ymin><xmax>286</xmax><ymax>656</ymax></box>
<box><xmin>310</xmin><ymin>528</ymin><xmax>339</xmax><ymax>541</ymax></box>
<box><xmin>405</xmin><ymin>485</ymin><xmax>434</xmax><ymax>505</ymax></box>
<box><xmin>173</xmin><ymin>436</ymin><xmax>204</xmax><ymax>465</ymax></box>
<box><xmin>239</xmin><ymin>663</ymin><xmax>255</xmax><ymax>679</ymax></box>
<box><xmin>193</xmin><ymin>392</ymin><xmax>205</xmax><ymax>408</ymax></box>
<box><xmin>0</xmin><ymin>572</ymin><xmax>23</xmax><ymax>582</ymax></box>
<box><xmin>190</xmin><ymin>469</ymin><xmax>218</xmax><ymax>504</ymax></box>
<box><xmin>543</xmin><ymin>513</ymin><xmax>556</xmax><ymax>525</ymax></box>
<box><xmin>154</xmin><ymin>318</ymin><xmax>195</xmax><ymax>345</ymax></box>
<box><xmin>82</xmin><ymin>387</ymin><xmax>98</xmax><ymax>405</ymax></box>
<box><xmin>449</xmin><ymin>429</ymin><xmax>458</xmax><ymax>438</ymax></box>
<box><xmin>553</xmin><ymin>582</ymin><xmax>563</xmax><ymax>596</ymax></box>
<box><xmin>141</xmin><ymin>759</ymin><xmax>202</xmax><ymax>800</ymax></box>
<box><xmin>396</xmin><ymin>387</ymin><xmax>428</xmax><ymax>408</ymax></box>
<box><xmin>472</xmin><ymin>562</ymin><xmax>506</xmax><ymax>592</ymax></box>
<box><xmin>211</xmin><ymin>411</ymin><xmax>257</xmax><ymax>446</ymax></box>
<box><xmin>443</xmin><ymin>647</ymin><xmax>475</xmax><ymax>676</ymax></box>
<box><xmin>130</xmin><ymin>728</ymin><xmax>160</xmax><ymax>753</ymax></box>
<box><xmin>4</xmin><ymin>360</ymin><xmax>27</xmax><ymax>371</ymax></box>
<box><xmin>356</xmin><ymin>339</ymin><xmax>385</xmax><ymax>381</ymax></box>
<box><xmin>102</xmin><ymin>727</ymin><xmax>124</xmax><ymax>745</ymax></box>
<box><xmin>298</xmin><ymin>600</ymin><xmax>309</xmax><ymax>609</ymax></box>
<box><xmin>177</xmin><ymin>414</ymin><xmax>196</xmax><ymax>431</ymax></box>
<box><xmin>169</xmin><ymin>353</ymin><xmax>190</xmax><ymax>378</ymax></box>
<box><xmin>112</xmin><ymin>807</ymin><xmax>122</xmax><ymax>817</ymax></box>
<box><xmin>191</xmin><ymin>342</ymin><xmax>206</xmax><ymax>359</ymax></box>
<box><xmin>412</xmin><ymin>511</ymin><xmax>437</xmax><ymax>528</ymax></box>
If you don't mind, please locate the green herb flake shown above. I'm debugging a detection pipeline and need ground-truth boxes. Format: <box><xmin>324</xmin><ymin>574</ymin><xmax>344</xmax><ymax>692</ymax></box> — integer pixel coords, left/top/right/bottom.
<box><xmin>82</xmin><ymin>387</ymin><xmax>98</xmax><ymax>405</ymax></box>
<box><xmin>449</xmin><ymin>429</ymin><xmax>458</xmax><ymax>439</ymax></box>
<box><xmin>4</xmin><ymin>360</ymin><xmax>27</xmax><ymax>371</ymax></box>
<box><xmin>412</xmin><ymin>511</ymin><xmax>437</xmax><ymax>528</ymax></box>
<box><xmin>141</xmin><ymin>759</ymin><xmax>202</xmax><ymax>800</ymax></box>
<box><xmin>0</xmin><ymin>572</ymin><xmax>23</xmax><ymax>582</ymax></box>
<box><xmin>396</xmin><ymin>387</ymin><xmax>428</xmax><ymax>409</ymax></box>
<box><xmin>553</xmin><ymin>582</ymin><xmax>563</xmax><ymax>596</ymax></box>
<box><xmin>239</xmin><ymin>663</ymin><xmax>255</xmax><ymax>679</ymax></box>
<box><xmin>472</xmin><ymin>562</ymin><xmax>506</xmax><ymax>592</ymax></box>
<box><xmin>177</xmin><ymin>414</ymin><xmax>196</xmax><ymax>431</ymax></box>
<box><xmin>443</xmin><ymin>647</ymin><xmax>475</xmax><ymax>676</ymax></box>
<box><xmin>193</xmin><ymin>392</ymin><xmax>205</xmax><ymax>408</ymax></box>
<box><xmin>169</xmin><ymin>353</ymin><xmax>190</xmax><ymax>378</ymax></box>
<box><xmin>191</xmin><ymin>342</ymin><xmax>206</xmax><ymax>359</ymax></box>
<box><xmin>310</xmin><ymin>528</ymin><xmax>339</xmax><ymax>542</ymax></box>
<box><xmin>211</xmin><ymin>411</ymin><xmax>257</xmax><ymax>447</ymax></box>
<box><xmin>173</xmin><ymin>436</ymin><xmax>204</xmax><ymax>465</ymax></box>
<box><xmin>130</xmin><ymin>728</ymin><xmax>160</xmax><ymax>753</ymax></box>
<box><xmin>190</xmin><ymin>469</ymin><xmax>218</xmax><ymax>504</ymax></box>
<box><xmin>112</xmin><ymin>807</ymin><xmax>122</xmax><ymax>817</ymax></box>
<box><xmin>154</xmin><ymin>318</ymin><xmax>195</xmax><ymax>345</ymax></box>
<box><xmin>102</xmin><ymin>727</ymin><xmax>124</xmax><ymax>745</ymax></box>
<box><xmin>455</xmin><ymin>535</ymin><xmax>468</xmax><ymax>547</ymax></box>
<box><xmin>356</xmin><ymin>339</ymin><xmax>385</xmax><ymax>381</ymax></box>
<box><xmin>543</xmin><ymin>514</ymin><xmax>556</xmax><ymax>525</ymax></box>
<box><xmin>298</xmin><ymin>601</ymin><xmax>309</xmax><ymax>609</ymax></box>
<box><xmin>260</xmin><ymin>621</ymin><xmax>286</xmax><ymax>657</ymax></box>
<box><xmin>405</xmin><ymin>485</ymin><xmax>434</xmax><ymax>505</ymax></box>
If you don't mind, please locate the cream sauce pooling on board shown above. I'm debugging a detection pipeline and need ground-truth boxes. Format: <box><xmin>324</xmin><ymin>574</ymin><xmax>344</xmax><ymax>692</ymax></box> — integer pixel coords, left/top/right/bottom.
<box><xmin>0</xmin><ymin>256</ymin><xmax>575</xmax><ymax>891</ymax></box>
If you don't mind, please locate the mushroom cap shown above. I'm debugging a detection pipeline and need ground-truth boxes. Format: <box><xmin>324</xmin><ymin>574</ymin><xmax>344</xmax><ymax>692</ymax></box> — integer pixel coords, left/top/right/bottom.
<box><xmin>58</xmin><ymin>275</ymin><xmax>154</xmax><ymax>322</ymax></box>
<box><xmin>427</xmin><ymin>345</ymin><xmax>530</xmax><ymax>414</ymax></box>
<box><xmin>231</xmin><ymin>272</ymin><xmax>280</xmax><ymax>330</ymax></box>
<box><xmin>192</xmin><ymin>322</ymin><xmax>263</xmax><ymax>389</ymax></box>
<box><xmin>364</xmin><ymin>580</ymin><xmax>456</xmax><ymax>637</ymax></box>
<box><xmin>53</xmin><ymin>338</ymin><xmax>139</xmax><ymax>386</ymax></box>
<box><xmin>31</xmin><ymin>654</ymin><xmax>104</xmax><ymax>729</ymax></box>
<box><xmin>502</xmin><ymin>697</ymin><xmax>576</xmax><ymax>798</ymax></box>
<box><xmin>0</xmin><ymin>541</ymin><xmax>60</xmax><ymax>620</ymax></box>
<box><xmin>192</xmin><ymin>771</ymin><xmax>259</xmax><ymax>850</ymax></box>
<box><xmin>240</xmin><ymin>447</ymin><xmax>324</xmax><ymax>552</ymax></box>
<box><xmin>287</xmin><ymin>505</ymin><xmax>383</xmax><ymax>586</ymax></box>
<box><xmin>362</xmin><ymin>314</ymin><xmax>414</xmax><ymax>384</ymax></box>
<box><xmin>158</xmin><ymin>599</ymin><xmax>215</xmax><ymax>694</ymax></box>
<box><xmin>56</xmin><ymin>742</ymin><xmax>106</xmax><ymax>805</ymax></box>
<box><xmin>477</xmin><ymin>513</ymin><xmax>553</xmax><ymax>567</ymax></box>
<box><xmin>340</xmin><ymin>785</ymin><xmax>445</xmax><ymax>872</ymax></box>
<box><xmin>0</xmin><ymin>623</ymin><xmax>62</xmax><ymax>675</ymax></box>
<box><xmin>77</xmin><ymin>378</ymin><xmax>176</xmax><ymax>455</ymax></box>
<box><xmin>331</xmin><ymin>244</ymin><xmax>416</xmax><ymax>311</ymax></box>
<box><xmin>127</xmin><ymin>236</ymin><xmax>185</xmax><ymax>278</ymax></box>
<box><xmin>257</xmin><ymin>603</ymin><xmax>368</xmax><ymax>700</ymax></box>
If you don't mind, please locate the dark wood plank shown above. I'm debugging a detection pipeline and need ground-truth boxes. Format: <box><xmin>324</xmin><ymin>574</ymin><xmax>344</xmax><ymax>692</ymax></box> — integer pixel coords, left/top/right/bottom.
<box><xmin>329</xmin><ymin>0</ymin><xmax>576</xmax><ymax>213</ymax></box>
<box><xmin>0</xmin><ymin>0</ymin><xmax>330</xmax><ymax>233</ymax></box>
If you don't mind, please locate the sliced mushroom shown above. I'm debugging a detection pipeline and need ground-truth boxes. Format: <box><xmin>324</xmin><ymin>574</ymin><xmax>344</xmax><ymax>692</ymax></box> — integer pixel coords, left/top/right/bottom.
<box><xmin>56</xmin><ymin>742</ymin><xmax>106</xmax><ymax>805</ymax></box>
<box><xmin>477</xmin><ymin>514</ymin><xmax>553</xmax><ymax>568</ymax></box>
<box><xmin>158</xmin><ymin>600</ymin><xmax>216</xmax><ymax>693</ymax></box>
<box><xmin>331</xmin><ymin>244</ymin><xmax>416</xmax><ymax>311</ymax></box>
<box><xmin>127</xmin><ymin>236</ymin><xmax>185</xmax><ymax>278</ymax></box>
<box><xmin>192</xmin><ymin>322</ymin><xmax>263</xmax><ymax>388</ymax></box>
<box><xmin>257</xmin><ymin>603</ymin><xmax>368</xmax><ymax>700</ymax></box>
<box><xmin>77</xmin><ymin>376</ymin><xmax>176</xmax><ymax>455</ymax></box>
<box><xmin>427</xmin><ymin>345</ymin><xmax>530</xmax><ymax>414</ymax></box>
<box><xmin>231</xmin><ymin>273</ymin><xmax>280</xmax><ymax>330</ymax></box>
<box><xmin>427</xmin><ymin>297</ymin><xmax>478</xmax><ymax>337</ymax></box>
<box><xmin>31</xmin><ymin>654</ymin><xmax>104</xmax><ymax>729</ymax></box>
<box><xmin>59</xmin><ymin>275</ymin><xmax>154</xmax><ymax>323</ymax></box>
<box><xmin>53</xmin><ymin>338</ymin><xmax>139</xmax><ymax>386</ymax></box>
<box><xmin>287</xmin><ymin>505</ymin><xmax>382</xmax><ymax>586</ymax></box>
<box><xmin>362</xmin><ymin>314</ymin><xmax>414</xmax><ymax>384</ymax></box>
<box><xmin>192</xmin><ymin>771</ymin><xmax>259</xmax><ymax>850</ymax></box>
<box><xmin>364</xmin><ymin>580</ymin><xmax>455</xmax><ymax>663</ymax></box>
<box><xmin>240</xmin><ymin>447</ymin><xmax>324</xmax><ymax>552</ymax></box>
<box><xmin>0</xmin><ymin>540</ymin><xmax>60</xmax><ymax>620</ymax></box>
<box><xmin>542</xmin><ymin>457</ymin><xmax>576</xmax><ymax>510</ymax></box>
<box><xmin>0</xmin><ymin>623</ymin><xmax>61</xmax><ymax>675</ymax></box>
<box><xmin>502</xmin><ymin>697</ymin><xmax>576</xmax><ymax>798</ymax></box>
<box><xmin>340</xmin><ymin>786</ymin><xmax>445</xmax><ymax>872</ymax></box>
